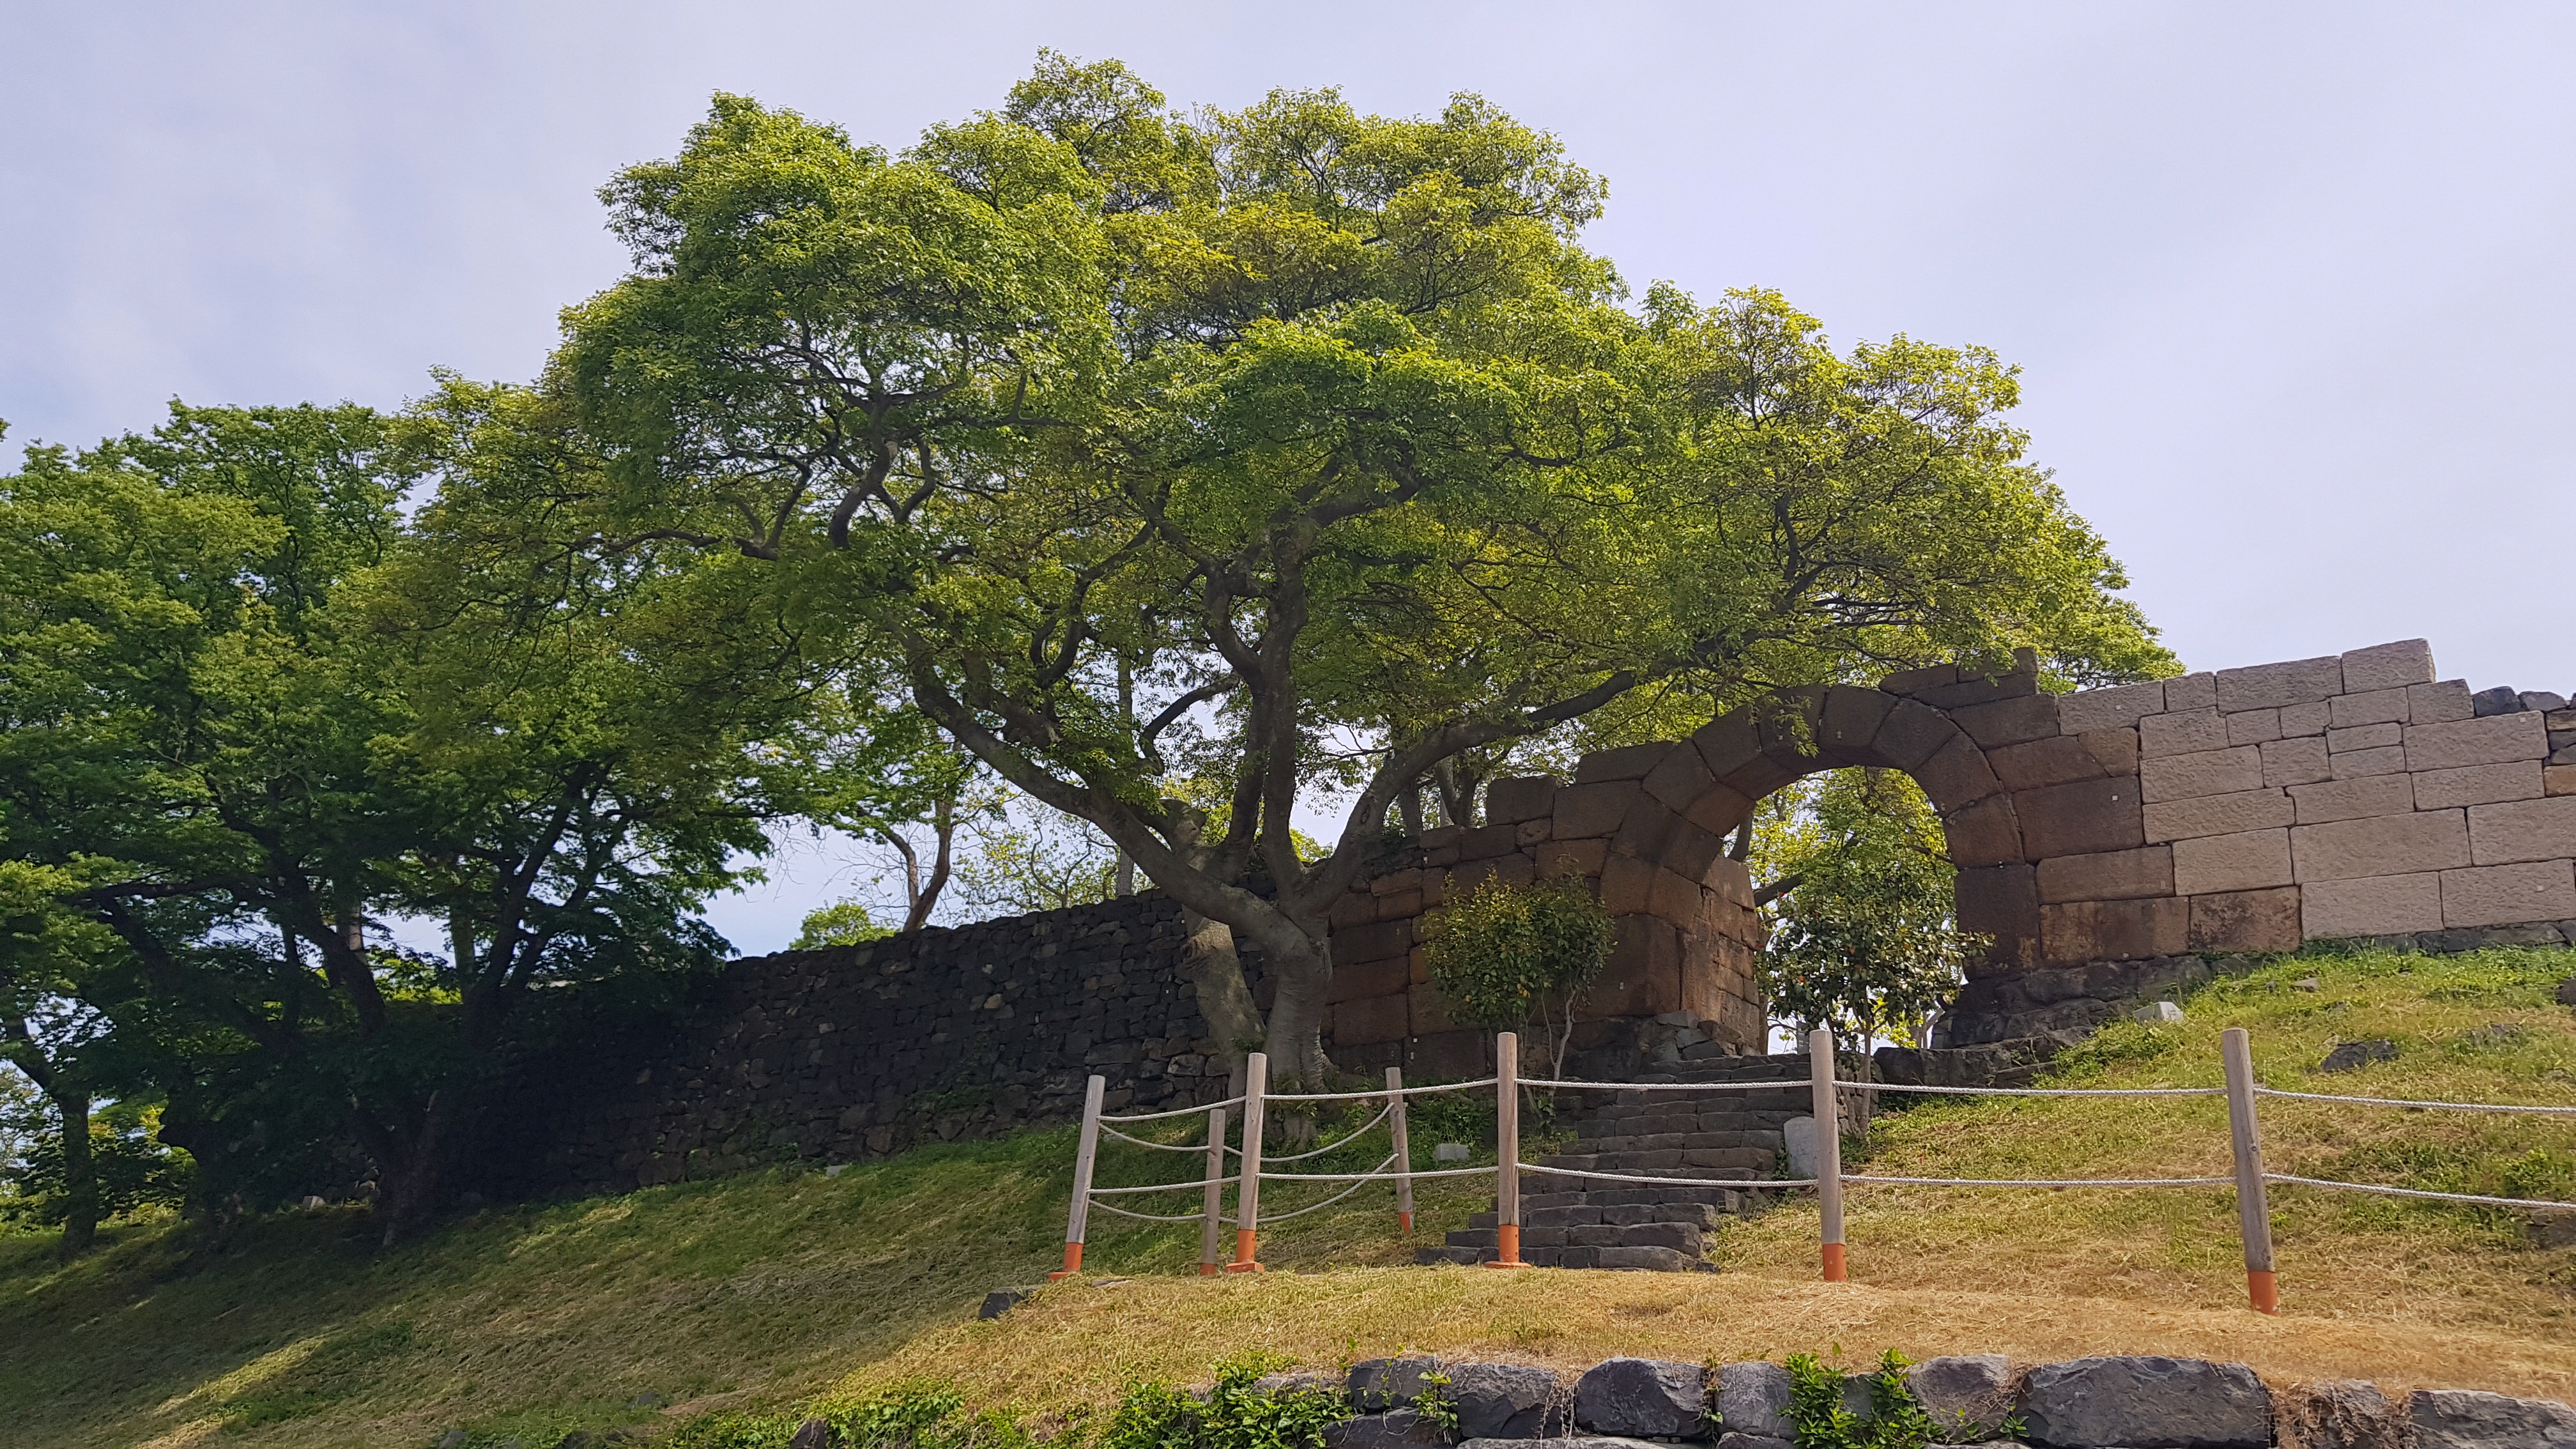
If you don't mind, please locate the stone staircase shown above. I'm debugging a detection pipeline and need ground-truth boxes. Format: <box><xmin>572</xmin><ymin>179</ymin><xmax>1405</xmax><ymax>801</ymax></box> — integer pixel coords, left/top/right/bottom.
<box><xmin>1415</xmin><ymin>1053</ymin><xmax>1811</xmax><ymax>1271</ymax></box>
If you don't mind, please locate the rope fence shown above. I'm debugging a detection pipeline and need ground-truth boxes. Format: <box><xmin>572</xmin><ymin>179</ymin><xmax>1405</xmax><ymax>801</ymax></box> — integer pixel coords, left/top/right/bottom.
<box><xmin>1052</xmin><ymin>1024</ymin><xmax>2576</xmax><ymax>1307</ymax></box>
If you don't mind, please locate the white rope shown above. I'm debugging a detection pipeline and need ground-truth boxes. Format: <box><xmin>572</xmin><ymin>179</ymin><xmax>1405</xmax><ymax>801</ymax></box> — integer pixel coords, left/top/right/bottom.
<box><xmin>1089</xmin><ymin>1199</ymin><xmax>1213</xmax><ymax>1222</ymax></box>
<box><xmin>1100</xmin><ymin>1092</ymin><xmax>1246</xmax><ymax>1124</ymax></box>
<box><xmin>1260</xmin><ymin>1154</ymin><xmax>1400</xmax><ymax>1221</ymax></box>
<box><xmin>1259</xmin><ymin>1163</ymin><xmax>1500</xmax><ymax>1182</ymax></box>
<box><xmin>1519</xmin><ymin>1163</ymin><xmax>1813</xmax><ymax>1189</ymax></box>
<box><xmin>1089</xmin><ymin>1175</ymin><xmax>1231</xmax><ymax>1196</ymax></box>
<box><xmin>1099</xmin><ymin>1124</ymin><xmax>1214</xmax><ymax>1153</ymax></box>
<box><xmin>1264</xmin><ymin>1077</ymin><xmax>1498</xmax><ymax>1103</ymax></box>
<box><xmin>1247</xmin><ymin>1104</ymin><xmax>1392</xmax><ymax>1163</ymax></box>
<box><xmin>2256</xmin><ymin>1087</ymin><xmax>2576</xmax><ymax>1116</ymax></box>
<box><xmin>1855</xmin><ymin>1083</ymin><xmax>2224</xmax><ymax>1098</ymax></box>
<box><xmin>1518</xmin><ymin>1077</ymin><xmax>1804</xmax><ymax>1093</ymax></box>
<box><xmin>1845</xmin><ymin>1173</ymin><xmax>2233</xmax><ymax>1188</ymax></box>
<box><xmin>2266</xmin><ymin>1172</ymin><xmax>2576</xmax><ymax>1211</ymax></box>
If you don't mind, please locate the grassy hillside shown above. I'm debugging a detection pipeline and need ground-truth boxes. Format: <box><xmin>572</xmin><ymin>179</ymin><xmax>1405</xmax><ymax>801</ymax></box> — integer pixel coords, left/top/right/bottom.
<box><xmin>6</xmin><ymin>944</ymin><xmax>2575</xmax><ymax>1448</ymax></box>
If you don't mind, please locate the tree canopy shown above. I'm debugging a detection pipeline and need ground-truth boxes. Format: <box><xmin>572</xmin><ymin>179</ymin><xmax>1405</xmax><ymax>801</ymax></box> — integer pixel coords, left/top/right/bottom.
<box><xmin>546</xmin><ymin>56</ymin><xmax>2173</xmax><ymax>1084</ymax></box>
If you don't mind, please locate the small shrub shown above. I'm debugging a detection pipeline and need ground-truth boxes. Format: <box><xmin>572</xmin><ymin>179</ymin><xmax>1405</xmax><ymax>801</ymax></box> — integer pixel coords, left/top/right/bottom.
<box><xmin>1100</xmin><ymin>1351</ymin><xmax>1348</xmax><ymax>1449</ymax></box>
<box><xmin>1420</xmin><ymin>875</ymin><xmax>1612</xmax><ymax>1076</ymax></box>
<box><xmin>1781</xmin><ymin>1351</ymin><xmax>2007</xmax><ymax>1449</ymax></box>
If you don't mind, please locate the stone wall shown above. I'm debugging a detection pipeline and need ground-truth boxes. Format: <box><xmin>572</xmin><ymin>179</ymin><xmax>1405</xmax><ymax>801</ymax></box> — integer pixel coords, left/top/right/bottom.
<box><xmin>483</xmin><ymin>895</ymin><xmax>1240</xmax><ymax>1197</ymax></box>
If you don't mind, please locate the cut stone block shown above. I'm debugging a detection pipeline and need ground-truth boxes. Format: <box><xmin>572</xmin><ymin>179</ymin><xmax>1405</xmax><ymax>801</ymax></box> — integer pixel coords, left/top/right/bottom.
<box><xmin>1713</xmin><ymin>1362</ymin><xmax>1794</xmax><ymax>1441</ymax></box>
<box><xmin>2165</xmin><ymin>671</ymin><xmax>2218</xmax><ymax>712</ymax></box>
<box><xmin>2217</xmin><ymin>656</ymin><xmax>2343</xmax><ymax>712</ymax></box>
<box><xmin>1914</xmin><ymin>733</ymin><xmax>2005</xmax><ymax>810</ymax></box>
<box><xmin>2412</xmin><ymin>762</ymin><xmax>2544</xmax><ymax>811</ymax></box>
<box><xmin>1485</xmin><ymin>776</ymin><xmax>1561</xmax><ymax>825</ymax></box>
<box><xmin>2408</xmin><ymin>1388</ymin><xmax>2576</xmax><ymax>1449</ymax></box>
<box><xmin>1818</xmin><ymin>686</ymin><xmax>1898</xmax><ymax>763</ymax></box>
<box><xmin>2012</xmin><ymin>777</ymin><xmax>2145</xmax><ymax>859</ymax></box>
<box><xmin>1941</xmin><ymin>793</ymin><xmax>2023</xmax><ymax>868</ymax></box>
<box><xmin>2223</xmin><ymin>709</ymin><xmax>2280</xmax><ymax>747</ymax></box>
<box><xmin>2441</xmin><ymin>861</ymin><xmax>2576</xmax><ymax>928</ymax></box>
<box><xmin>2302</xmin><ymin>873</ymin><xmax>2444</xmax><ymax>937</ymax></box>
<box><xmin>2326</xmin><ymin>722</ymin><xmax>2402</xmax><ymax>753</ymax></box>
<box><xmin>1449</xmin><ymin>1364</ymin><xmax>1560</xmax><ymax>1441</ymax></box>
<box><xmin>2260</xmin><ymin>736</ymin><xmax>2332</xmax><ymax>788</ymax></box>
<box><xmin>2329</xmin><ymin>687</ymin><xmax>2412</xmax><ymax>728</ymax></box>
<box><xmin>2055</xmin><ymin>679</ymin><xmax>2165</xmax><ymax>733</ymax></box>
<box><xmin>2080</xmin><ymin>728</ymin><xmax>2139</xmax><ymax>776</ymax></box>
<box><xmin>2288</xmin><ymin>774</ymin><xmax>2413</xmax><ymax>825</ymax></box>
<box><xmin>2552</xmin><ymin>766</ymin><xmax>2576</xmax><ymax>798</ymax></box>
<box><xmin>2041</xmin><ymin>897</ymin><xmax>2188</xmax><ymax>964</ymax></box>
<box><xmin>2142</xmin><ymin>747</ymin><xmax>2263</xmax><ymax>802</ymax></box>
<box><xmin>1639</xmin><ymin>747</ymin><xmax>1712</xmax><ymax>813</ymax></box>
<box><xmin>2328</xmin><ymin>744</ymin><xmax>2408</xmax><ymax>779</ymax></box>
<box><xmin>2340</xmin><ymin>638</ymin><xmax>2436</xmax><ymax>693</ymax></box>
<box><xmin>2019</xmin><ymin>1354</ymin><xmax>2271</xmax><ymax>1449</ymax></box>
<box><xmin>2409</xmin><ymin>678</ymin><xmax>2475</xmax><ymax>724</ymax></box>
<box><xmin>1333</xmin><ymin>991</ymin><xmax>1411</xmax><ymax>1046</ymax></box>
<box><xmin>2140</xmin><ymin>709</ymin><xmax>2229</xmax><ymax>758</ymax></box>
<box><xmin>1573</xmin><ymin>1358</ymin><xmax>1705</xmax><ymax>1439</ymax></box>
<box><xmin>1991</xmin><ymin>734</ymin><xmax>2114</xmax><ymax>791</ymax></box>
<box><xmin>1554</xmin><ymin>781</ymin><xmax>1643</xmax><ymax>839</ymax></box>
<box><xmin>1575</xmin><ymin>744</ymin><xmax>1671</xmax><ymax>784</ymax></box>
<box><xmin>2172</xmin><ymin>828</ymin><xmax>2293</xmax><ymax>896</ymax></box>
<box><xmin>1867</xmin><ymin>699</ymin><xmax>1961</xmax><ymax>772</ymax></box>
<box><xmin>2467</xmin><ymin>795</ymin><xmax>2576</xmax><ymax>866</ymax></box>
<box><xmin>2279</xmin><ymin>701</ymin><xmax>2331</xmax><ymax>738</ymax></box>
<box><xmin>1956</xmin><ymin>862</ymin><xmax>2041</xmax><ymax>936</ymax></box>
<box><xmin>2407</xmin><ymin>712</ymin><xmax>2548</xmax><ymax>772</ymax></box>
<box><xmin>2189</xmin><ymin>888</ymin><xmax>2302</xmax><ymax>954</ymax></box>
<box><xmin>2036</xmin><ymin>845</ymin><xmax>2174</xmax><ymax>903</ymax></box>
<box><xmin>2292</xmin><ymin>809</ymin><xmax>2469</xmax><ymax>882</ymax></box>
<box><xmin>1906</xmin><ymin>1356</ymin><xmax>2013</xmax><ymax>1441</ymax></box>
<box><xmin>2144</xmin><ymin>789</ymin><xmax>2295</xmax><ymax>843</ymax></box>
<box><xmin>1951</xmin><ymin>693</ymin><xmax>2060</xmax><ymax>750</ymax></box>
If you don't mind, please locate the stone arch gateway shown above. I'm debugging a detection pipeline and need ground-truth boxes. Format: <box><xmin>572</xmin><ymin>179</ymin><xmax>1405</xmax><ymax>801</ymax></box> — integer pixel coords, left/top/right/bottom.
<box><xmin>1319</xmin><ymin>636</ymin><xmax>2576</xmax><ymax>1069</ymax></box>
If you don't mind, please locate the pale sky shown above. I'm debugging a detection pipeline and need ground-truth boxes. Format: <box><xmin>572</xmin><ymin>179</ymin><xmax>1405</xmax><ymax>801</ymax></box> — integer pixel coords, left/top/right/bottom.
<box><xmin>6</xmin><ymin>3</ymin><xmax>2573</xmax><ymax>953</ymax></box>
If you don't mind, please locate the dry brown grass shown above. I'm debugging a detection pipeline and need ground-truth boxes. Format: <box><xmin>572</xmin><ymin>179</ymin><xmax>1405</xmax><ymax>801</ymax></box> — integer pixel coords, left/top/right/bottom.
<box><xmin>8</xmin><ymin>945</ymin><xmax>2573</xmax><ymax>1447</ymax></box>
<box><xmin>852</xmin><ymin>1267</ymin><xmax>2576</xmax><ymax>1415</ymax></box>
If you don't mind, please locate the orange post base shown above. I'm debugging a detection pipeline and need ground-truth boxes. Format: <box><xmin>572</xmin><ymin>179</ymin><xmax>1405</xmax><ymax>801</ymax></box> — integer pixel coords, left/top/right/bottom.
<box><xmin>1399</xmin><ymin>1211</ymin><xmax>1413</xmax><ymax>1236</ymax></box>
<box><xmin>1482</xmin><ymin>1223</ymin><xmax>1534</xmax><ymax>1268</ymax></box>
<box><xmin>1198</xmin><ymin>1262</ymin><xmax>1219</xmax><ymax>1277</ymax></box>
<box><xmin>1048</xmin><ymin>1241</ymin><xmax>1084</xmax><ymax>1281</ymax></box>
<box><xmin>2248</xmin><ymin>1269</ymin><xmax>2278</xmax><ymax>1314</ymax></box>
<box><xmin>1821</xmin><ymin>1243</ymin><xmax>1847</xmax><ymax>1282</ymax></box>
<box><xmin>1225</xmin><ymin>1228</ymin><xmax>1264</xmax><ymax>1273</ymax></box>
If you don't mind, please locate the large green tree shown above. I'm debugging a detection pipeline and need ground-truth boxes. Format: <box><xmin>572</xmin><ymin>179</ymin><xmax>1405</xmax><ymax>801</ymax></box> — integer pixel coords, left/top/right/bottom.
<box><xmin>540</xmin><ymin>56</ymin><xmax>2173</xmax><ymax>1086</ymax></box>
<box><xmin>0</xmin><ymin>398</ymin><xmax>806</xmax><ymax>1239</ymax></box>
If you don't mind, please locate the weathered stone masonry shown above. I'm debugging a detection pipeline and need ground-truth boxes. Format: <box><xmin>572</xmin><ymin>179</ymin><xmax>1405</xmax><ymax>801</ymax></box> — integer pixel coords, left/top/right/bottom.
<box><xmin>483</xmin><ymin>895</ymin><xmax>1246</xmax><ymax>1198</ymax></box>
<box><xmin>496</xmin><ymin>636</ymin><xmax>2576</xmax><ymax>1195</ymax></box>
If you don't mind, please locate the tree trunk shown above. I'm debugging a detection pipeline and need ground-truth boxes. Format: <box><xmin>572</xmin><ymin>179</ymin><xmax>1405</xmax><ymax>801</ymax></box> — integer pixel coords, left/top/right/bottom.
<box><xmin>51</xmin><ymin>1086</ymin><xmax>97</xmax><ymax>1259</ymax></box>
<box><xmin>1178</xmin><ymin>909</ymin><xmax>1264</xmax><ymax>1082</ymax></box>
<box><xmin>359</xmin><ymin>1092</ymin><xmax>448</xmax><ymax>1246</ymax></box>
<box><xmin>1259</xmin><ymin>933</ymin><xmax>1336</xmax><ymax>1092</ymax></box>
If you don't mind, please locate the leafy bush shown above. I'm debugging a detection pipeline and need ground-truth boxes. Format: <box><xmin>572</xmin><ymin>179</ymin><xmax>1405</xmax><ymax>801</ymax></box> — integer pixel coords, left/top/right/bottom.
<box><xmin>1781</xmin><ymin>1350</ymin><xmax>2011</xmax><ymax>1449</ymax></box>
<box><xmin>1420</xmin><ymin>875</ymin><xmax>1613</xmax><ymax>1074</ymax></box>
<box><xmin>1098</xmin><ymin>1352</ymin><xmax>1347</xmax><ymax>1449</ymax></box>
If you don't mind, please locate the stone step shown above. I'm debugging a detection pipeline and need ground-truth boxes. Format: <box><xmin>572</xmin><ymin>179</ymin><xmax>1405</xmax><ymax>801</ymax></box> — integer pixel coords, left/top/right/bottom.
<box><xmin>1414</xmin><ymin>1242</ymin><xmax>1718</xmax><ymax>1272</ymax></box>
<box><xmin>1540</xmin><ymin>1147</ymin><xmax>1775</xmax><ymax>1172</ymax></box>
<box><xmin>1460</xmin><ymin>1216</ymin><xmax>1713</xmax><ymax>1250</ymax></box>
<box><xmin>1567</xmin><ymin>1130</ymin><xmax>1788</xmax><ymax>1153</ymax></box>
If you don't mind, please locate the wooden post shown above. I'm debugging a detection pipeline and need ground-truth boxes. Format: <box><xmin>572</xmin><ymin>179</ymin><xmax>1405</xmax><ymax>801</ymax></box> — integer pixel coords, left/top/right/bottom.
<box><xmin>1809</xmin><ymin>1028</ymin><xmax>1846</xmax><ymax>1282</ymax></box>
<box><xmin>2223</xmin><ymin>1026</ymin><xmax>2278</xmax><ymax>1314</ymax></box>
<box><xmin>1485</xmin><ymin>1032</ymin><xmax>1531</xmax><ymax>1268</ymax></box>
<box><xmin>1385</xmin><ymin>1065</ymin><xmax>1415</xmax><ymax>1234</ymax></box>
<box><xmin>1227</xmin><ymin>1052</ymin><xmax>1268</xmax><ymax>1272</ymax></box>
<box><xmin>1199</xmin><ymin>1103</ymin><xmax>1229</xmax><ymax>1276</ymax></box>
<box><xmin>1054</xmin><ymin>1074</ymin><xmax>1105</xmax><ymax>1280</ymax></box>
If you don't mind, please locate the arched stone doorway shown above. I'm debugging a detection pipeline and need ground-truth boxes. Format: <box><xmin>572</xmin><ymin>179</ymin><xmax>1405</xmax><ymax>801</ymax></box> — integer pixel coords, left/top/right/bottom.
<box><xmin>1326</xmin><ymin>637</ymin><xmax>2531</xmax><ymax>1073</ymax></box>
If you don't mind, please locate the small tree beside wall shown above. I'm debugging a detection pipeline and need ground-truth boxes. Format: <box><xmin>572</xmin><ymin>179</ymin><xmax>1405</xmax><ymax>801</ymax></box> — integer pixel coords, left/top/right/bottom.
<box><xmin>1420</xmin><ymin>875</ymin><xmax>1614</xmax><ymax>1080</ymax></box>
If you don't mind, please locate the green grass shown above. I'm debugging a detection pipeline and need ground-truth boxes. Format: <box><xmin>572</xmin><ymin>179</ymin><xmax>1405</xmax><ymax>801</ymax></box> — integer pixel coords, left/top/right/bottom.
<box><xmin>6</xmin><ymin>944</ymin><xmax>2575</xmax><ymax>1448</ymax></box>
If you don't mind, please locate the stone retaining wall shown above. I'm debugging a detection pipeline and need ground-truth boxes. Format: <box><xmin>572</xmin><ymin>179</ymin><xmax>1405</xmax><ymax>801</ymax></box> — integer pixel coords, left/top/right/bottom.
<box><xmin>1280</xmin><ymin>1349</ymin><xmax>2570</xmax><ymax>1449</ymax></box>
